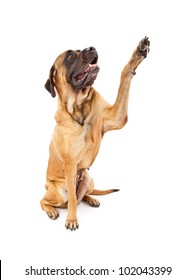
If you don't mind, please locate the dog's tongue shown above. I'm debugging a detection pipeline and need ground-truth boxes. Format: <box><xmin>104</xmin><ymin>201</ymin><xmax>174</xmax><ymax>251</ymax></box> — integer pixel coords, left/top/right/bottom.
<box><xmin>76</xmin><ymin>64</ymin><xmax>97</xmax><ymax>81</ymax></box>
<box><xmin>76</xmin><ymin>73</ymin><xmax>85</xmax><ymax>81</ymax></box>
<box><xmin>87</xmin><ymin>64</ymin><xmax>97</xmax><ymax>71</ymax></box>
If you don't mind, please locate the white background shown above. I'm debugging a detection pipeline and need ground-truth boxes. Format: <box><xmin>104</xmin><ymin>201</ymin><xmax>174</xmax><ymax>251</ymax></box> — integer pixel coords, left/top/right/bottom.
<box><xmin>0</xmin><ymin>0</ymin><xmax>195</xmax><ymax>279</ymax></box>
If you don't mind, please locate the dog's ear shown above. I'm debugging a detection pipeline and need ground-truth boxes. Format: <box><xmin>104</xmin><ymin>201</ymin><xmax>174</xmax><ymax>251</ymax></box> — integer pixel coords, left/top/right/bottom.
<box><xmin>45</xmin><ymin>66</ymin><xmax>56</xmax><ymax>98</ymax></box>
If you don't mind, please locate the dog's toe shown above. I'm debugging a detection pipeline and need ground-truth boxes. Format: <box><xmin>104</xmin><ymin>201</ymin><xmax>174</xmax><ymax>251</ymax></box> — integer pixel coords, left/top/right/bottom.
<box><xmin>137</xmin><ymin>36</ymin><xmax>150</xmax><ymax>58</ymax></box>
<box><xmin>90</xmin><ymin>198</ymin><xmax>100</xmax><ymax>207</ymax></box>
<box><xmin>47</xmin><ymin>209</ymin><xmax>59</xmax><ymax>220</ymax></box>
<box><xmin>65</xmin><ymin>219</ymin><xmax>79</xmax><ymax>231</ymax></box>
<box><xmin>41</xmin><ymin>204</ymin><xmax>59</xmax><ymax>220</ymax></box>
<box><xmin>83</xmin><ymin>195</ymin><xmax>100</xmax><ymax>207</ymax></box>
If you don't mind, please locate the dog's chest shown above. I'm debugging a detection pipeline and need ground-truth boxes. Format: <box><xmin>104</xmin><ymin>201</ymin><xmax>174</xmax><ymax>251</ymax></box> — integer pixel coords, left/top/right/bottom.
<box><xmin>66</xmin><ymin>90</ymin><xmax>94</xmax><ymax>126</ymax></box>
<box><xmin>78</xmin><ymin>123</ymin><xmax>102</xmax><ymax>169</ymax></box>
<box><xmin>71</xmin><ymin>100</ymin><xmax>92</xmax><ymax>126</ymax></box>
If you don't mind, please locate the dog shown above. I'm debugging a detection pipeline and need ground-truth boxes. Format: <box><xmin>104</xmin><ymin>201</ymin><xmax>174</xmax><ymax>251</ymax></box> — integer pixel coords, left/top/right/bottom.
<box><xmin>40</xmin><ymin>37</ymin><xmax>150</xmax><ymax>230</ymax></box>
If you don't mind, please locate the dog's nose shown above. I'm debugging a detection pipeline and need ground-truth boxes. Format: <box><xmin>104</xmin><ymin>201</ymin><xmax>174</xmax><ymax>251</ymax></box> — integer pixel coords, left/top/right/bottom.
<box><xmin>83</xmin><ymin>46</ymin><xmax>96</xmax><ymax>52</ymax></box>
<box><xmin>88</xmin><ymin>46</ymin><xmax>95</xmax><ymax>51</ymax></box>
<box><xmin>81</xmin><ymin>47</ymin><xmax>97</xmax><ymax>62</ymax></box>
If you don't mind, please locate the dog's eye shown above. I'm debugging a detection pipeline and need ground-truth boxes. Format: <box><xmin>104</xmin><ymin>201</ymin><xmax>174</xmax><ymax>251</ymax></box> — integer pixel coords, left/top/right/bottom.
<box><xmin>66</xmin><ymin>52</ymin><xmax>75</xmax><ymax>61</ymax></box>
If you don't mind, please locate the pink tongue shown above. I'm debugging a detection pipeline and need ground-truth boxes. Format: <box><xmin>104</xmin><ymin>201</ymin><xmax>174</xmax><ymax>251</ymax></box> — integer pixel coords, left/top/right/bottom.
<box><xmin>76</xmin><ymin>64</ymin><xmax>96</xmax><ymax>81</ymax></box>
<box><xmin>87</xmin><ymin>64</ymin><xmax>96</xmax><ymax>71</ymax></box>
<box><xmin>86</xmin><ymin>65</ymin><xmax>91</xmax><ymax>71</ymax></box>
<box><xmin>76</xmin><ymin>73</ymin><xmax>85</xmax><ymax>81</ymax></box>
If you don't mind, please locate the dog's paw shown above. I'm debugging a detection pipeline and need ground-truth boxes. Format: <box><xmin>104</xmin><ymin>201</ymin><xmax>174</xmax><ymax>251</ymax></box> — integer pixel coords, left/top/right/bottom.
<box><xmin>46</xmin><ymin>207</ymin><xmax>59</xmax><ymax>220</ymax></box>
<box><xmin>137</xmin><ymin>36</ymin><xmax>150</xmax><ymax>58</ymax></box>
<box><xmin>89</xmin><ymin>198</ymin><xmax>100</xmax><ymax>207</ymax></box>
<box><xmin>83</xmin><ymin>195</ymin><xmax>100</xmax><ymax>207</ymax></box>
<box><xmin>65</xmin><ymin>219</ymin><xmax>79</xmax><ymax>231</ymax></box>
<box><xmin>128</xmin><ymin>36</ymin><xmax>150</xmax><ymax>75</ymax></box>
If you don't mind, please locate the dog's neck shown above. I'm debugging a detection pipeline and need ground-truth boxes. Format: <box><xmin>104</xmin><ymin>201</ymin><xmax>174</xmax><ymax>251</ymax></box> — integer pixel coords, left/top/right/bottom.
<box><xmin>66</xmin><ymin>87</ymin><xmax>91</xmax><ymax>114</ymax></box>
<box><xmin>56</xmin><ymin>86</ymin><xmax>95</xmax><ymax>125</ymax></box>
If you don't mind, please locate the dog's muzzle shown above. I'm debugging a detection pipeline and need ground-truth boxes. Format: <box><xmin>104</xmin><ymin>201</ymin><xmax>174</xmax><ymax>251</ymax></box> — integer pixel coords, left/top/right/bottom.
<box><xmin>70</xmin><ymin>47</ymin><xmax>99</xmax><ymax>89</ymax></box>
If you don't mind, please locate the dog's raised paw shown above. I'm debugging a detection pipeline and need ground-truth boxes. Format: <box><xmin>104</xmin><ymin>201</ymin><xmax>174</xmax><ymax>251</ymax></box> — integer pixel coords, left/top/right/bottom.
<box><xmin>138</xmin><ymin>36</ymin><xmax>150</xmax><ymax>58</ymax></box>
<box><xmin>65</xmin><ymin>219</ymin><xmax>79</xmax><ymax>231</ymax></box>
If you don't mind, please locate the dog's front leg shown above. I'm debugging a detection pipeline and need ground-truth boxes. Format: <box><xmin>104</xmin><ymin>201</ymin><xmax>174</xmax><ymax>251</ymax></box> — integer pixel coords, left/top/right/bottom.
<box><xmin>103</xmin><ymin>37</ymin><xmax>150</xmax><ymax>133</ymax></box>
<box><xmin>64</xmin><ymin>163</ymin><xmax>79</xmax><ymax>230</ymax></box>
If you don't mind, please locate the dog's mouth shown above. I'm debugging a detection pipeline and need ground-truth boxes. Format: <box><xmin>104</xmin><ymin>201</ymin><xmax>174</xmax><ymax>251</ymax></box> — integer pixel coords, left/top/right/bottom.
<box><xmin>71</xmin><ymin>54</ymin><xmax>99</xmax><ymax>89</ymax></box>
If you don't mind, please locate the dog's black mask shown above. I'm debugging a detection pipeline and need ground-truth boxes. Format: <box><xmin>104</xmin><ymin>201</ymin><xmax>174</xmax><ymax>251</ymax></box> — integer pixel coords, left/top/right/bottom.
<box><xmin>64</xmin><ymin>47</ymin><xmax>99</xmax><ymax>90</ymax></box>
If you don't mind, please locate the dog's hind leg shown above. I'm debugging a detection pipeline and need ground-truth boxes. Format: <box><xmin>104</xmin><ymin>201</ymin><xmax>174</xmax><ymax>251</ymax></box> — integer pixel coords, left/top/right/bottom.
<box><xmin>40</xmin><ymin>181</ymin><xmax>68</xmax><ymax>220</ymax></box>
<box><xmin>76</xmin><ymin>171</ymin><xmax>100</xmax><ymax>207</ymax></box>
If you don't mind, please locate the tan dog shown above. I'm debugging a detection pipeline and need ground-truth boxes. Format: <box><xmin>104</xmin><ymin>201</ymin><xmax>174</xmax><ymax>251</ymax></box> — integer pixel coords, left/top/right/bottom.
<box><xmin>40</xmin><ymin>37</ymin><xmax>150</xmax><ymax>230</ymax></box>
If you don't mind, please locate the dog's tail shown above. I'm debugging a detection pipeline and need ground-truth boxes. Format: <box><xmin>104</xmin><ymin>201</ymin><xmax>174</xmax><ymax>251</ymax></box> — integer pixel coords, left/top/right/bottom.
<box><xmin>90</xmin><ymin>189</ymin><xmax>119</xmax><ymax>196</ymax></box>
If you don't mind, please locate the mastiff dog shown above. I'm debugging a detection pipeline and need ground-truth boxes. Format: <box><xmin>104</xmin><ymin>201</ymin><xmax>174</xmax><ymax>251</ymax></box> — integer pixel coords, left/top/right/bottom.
<box><xmin>40</xmin><ymin>37</ymin><xmax>150</xmax><ymax>230</ymax></box>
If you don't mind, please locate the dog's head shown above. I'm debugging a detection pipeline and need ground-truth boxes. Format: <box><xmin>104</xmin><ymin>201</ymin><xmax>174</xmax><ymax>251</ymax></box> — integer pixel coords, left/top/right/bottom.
<box><xmin>45</xmin><ymin>47</ymin><xmax>99</xmax><ymax>98</ymax></box>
